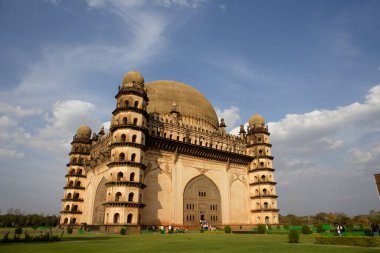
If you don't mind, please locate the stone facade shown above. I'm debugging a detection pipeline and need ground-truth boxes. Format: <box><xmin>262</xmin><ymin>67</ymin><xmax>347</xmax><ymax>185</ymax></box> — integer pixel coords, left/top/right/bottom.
<box><xmin>60</xmin><ymin>71</ymin><xmax>279</xmax><ymax>229</ymax></box>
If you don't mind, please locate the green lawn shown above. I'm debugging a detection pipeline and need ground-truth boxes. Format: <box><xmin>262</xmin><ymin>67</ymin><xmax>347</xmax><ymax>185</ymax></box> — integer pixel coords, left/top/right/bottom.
<box><xmin>0</xmin><ymin>232</ymin><xmax>379</xmax><ymax>253</ymax></box>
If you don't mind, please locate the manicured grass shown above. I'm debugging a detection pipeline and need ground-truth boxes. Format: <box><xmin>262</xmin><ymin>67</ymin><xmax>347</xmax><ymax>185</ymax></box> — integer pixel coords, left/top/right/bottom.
<box><xmin>1</xmin><ymin>232</ymin><xmax>379</xmax><ymax>253</ymax></box>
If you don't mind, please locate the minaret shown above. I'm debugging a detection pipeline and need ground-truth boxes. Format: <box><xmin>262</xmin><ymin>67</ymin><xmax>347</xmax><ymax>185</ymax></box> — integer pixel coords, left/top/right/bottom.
<box><xmin>106</xmin><ymin>71</ymin><xmax>148</xmax><ymax>227</ymax></box>
<box><xmin>60</xmin><ymin>125</ymin><xmax>92</xmax><ymax>226</ymax></box>
<box><xmin>246</xmin><ymin>114</ymin><xmax>279</xmax><ymax>225</ymax></box>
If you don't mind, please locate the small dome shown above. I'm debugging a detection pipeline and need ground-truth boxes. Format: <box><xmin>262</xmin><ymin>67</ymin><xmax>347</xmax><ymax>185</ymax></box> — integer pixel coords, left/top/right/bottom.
<box><xmin>248</xmin><ymin>114</ymin><xmax>265</xmax><ymax>127</ymax></box>
<box><xmin>76</xmin><ymin>125</ymin><xmax>92</xmax><ymax>138</ymax></box>
<box><xmin>122</xmin><ymin>71</ymin><xmax>144</xmax><ymax>85</ymax></box>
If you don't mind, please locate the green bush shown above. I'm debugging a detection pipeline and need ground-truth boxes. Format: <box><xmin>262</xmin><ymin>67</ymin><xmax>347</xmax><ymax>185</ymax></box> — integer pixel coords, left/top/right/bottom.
<box><xmin>284</xmin><ymin>224</ymin><xmax>290</xmax><ymax>230</ymax></box>
<box><xmin>15</xmin><ymin>227</ymin><xmax>22</xmax><ymax>235</ymax></box>
<box><xmin>224</xmin><ymin>225</ymin><xmax>231</xmax><ymax>234</ymax></box>
<box><xmin>67</xmin><ymin>227</ymin><xmax>73</xmax><ymax>234</ymax></box>
<box><xmin>120</xmin><ymin>227</ymin><xmax>126</xmax><ymax>235</ymax></box>
<box><xmin>200</xmin><ymin>228</ymin><xmax>204</xmax><ymax>233</ymax></box>
<box><xmin>316</xmin><ymin>223</ymin><xmax>325</xmax><ymax>233</ymax></box>
<box><xmin>276</xmin><ymin>225</ymin><xmax>282</xmax><ymax>229</ymax></box>
<box><xmin>315</xmin><ymin>236</ymin><xmax>380</xmax><ymax>247</ymax></box>
<box><xmin>288</xmin><ymin>229</ymin><xmax>299</xmax><ymax>243</ymax></box>
<box><xmin>257</xmin><ymin>224</ymin><xmax>266</xmax><ymax>234</ymax></box>
<box><xmin>302</xmin><ymin>225</ymin><xmax>312</xmax><ymax>234</ymax></box>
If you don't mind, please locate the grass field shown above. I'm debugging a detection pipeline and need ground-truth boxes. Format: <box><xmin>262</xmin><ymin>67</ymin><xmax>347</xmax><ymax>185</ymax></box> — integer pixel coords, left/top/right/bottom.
<box><xmin>1</xmin><ymin>232</ymin><xmax>379</xmax><ymax>253</ymax></box>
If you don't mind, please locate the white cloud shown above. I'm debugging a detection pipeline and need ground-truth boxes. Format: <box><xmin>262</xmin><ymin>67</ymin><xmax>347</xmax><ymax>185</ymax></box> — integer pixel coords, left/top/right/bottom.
<box><xmin>0</xmin><ymin>116</ymin><xmax>17</xmax><ymax>128</ymax></box>
<box><xmin>218</xmin><ymin>4</ymin><xmax>226</xmax><ymax>11</ymax></box>
<box><xmin>0</xmin><ymin>148</ymin><xmax>25</xmax><ymax>158</ymax></box>
<box><xmin>0</xmin><ymin>102</ymin><xmax>42</xmax><ymax>117</ymax></box>
<box><xmin>215</xmin><ymin>106</ymin><xmax>241</xmax><ymax>130</ymax></box>
<box><xmin>86</xmin><ymin>0</ymin><xmax>208</xmax><ymax>9</ymax></box>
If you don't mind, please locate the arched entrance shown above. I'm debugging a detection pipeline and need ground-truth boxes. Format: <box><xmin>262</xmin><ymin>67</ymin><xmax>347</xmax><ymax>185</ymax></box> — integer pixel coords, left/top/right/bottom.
<box><xmin>183</xmin><ymin>175</ymin><xmax>221</xmax><ymax>226</ymax></box>
<box><xmin>92</xmin><ymin>177</ymin><xmax>107</xmax><ymax>224</ymax></box>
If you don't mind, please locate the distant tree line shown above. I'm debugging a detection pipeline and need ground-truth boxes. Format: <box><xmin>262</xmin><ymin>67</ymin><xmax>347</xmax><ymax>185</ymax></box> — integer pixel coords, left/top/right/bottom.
<box><xmin>279</xmin><ymin>210</ymin><xmax>380</xmax><ymax>227</ymax></box>
<box><xmin>0</xmin><ymin>208</ymin><xmax>59</xmax><ymax>227</ymax></box>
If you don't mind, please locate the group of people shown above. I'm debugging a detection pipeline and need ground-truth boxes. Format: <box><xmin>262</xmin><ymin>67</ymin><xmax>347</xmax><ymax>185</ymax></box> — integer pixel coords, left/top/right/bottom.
<box><xmin>371</xmin><ymin>223</ymin><xmax>379</xmax><ymax>236</ymax></box>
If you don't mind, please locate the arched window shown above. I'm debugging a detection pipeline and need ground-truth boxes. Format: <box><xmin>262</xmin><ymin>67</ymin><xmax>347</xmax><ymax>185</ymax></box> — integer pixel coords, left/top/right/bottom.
<box><xmin>64</xmin><ymin>218</ymin><xmax>68</xmax><ymax>224</ymax></box>
<box><xmin>78</xmin><ymin>169</ymin><xmax>82</xmax><ymax>175</ymax></box>
<box><xmin>72</xmin><ymin>205</ymin><xmax>78</xmax><ymax>211</ymax></box>
<box><xmin>125</xmin><ymin>100</ymin><xmax>129</xmax><ymax>107</ymax></box>
<box><xmin>67</xmin><ymin>193</ymin><xmax>72</xmax><ymax>199</ymax></box>
<box><xmin>132</xmin><ymin>135</ymin><xmax>137</xmax><ymax>143</ymax></box>
<box><xmin>65</xmin><ymin>205</ymin><xmax>70</xmax><ymax>211</ymax></box>
<box><xmin>69</xmin><ymin>181</ymin><xmax>74</xmax><ymax>186</ymax></box>
<box><xmin>263</xmin><ymin>188</ymin><xmax>267</xmax><ymax>195</ymax></box>
<box><xmin>117</xmin><ymin>172</ymin><xmax>123</xmax><ymax>181</ymax></box>
<box><xmin>123</xmin><ymin>117</ymin><xmax>128</xmax><ymax>125</ymax></box>
<box><xmin>130</xmin><ymin>172</ymin><xmax>135</xmax><ymax>182</ymax></box>
<box><xmin>128</xmin><ymin>192</ymin><xmax>134</xmax><ymax>202</ymax></box>
<box><xmin>131</xmin><ymin>153</ymin><xmax>136</xmax><ymax>162</ymax></box>
<box><xmin>115</xmin><ymin>192</ymin><xmax>122</xmax><ymax>202</ymax></box>
<box><xmin>134</xmin><ymin>101</ymin><xmax>139</xmax><ymax>108</ymax></box>
<box><xmin>259</xmin><ymin>150</ymin><xmax>263</xmax><ymax>155</ymax></box>
<box><xmin>74</xmin><ymin>193</ymin><xmax>80</xmax><ymax>199</ymax></box>
<box><xmin>70</xmin><ymin>169</ymin><xmax>75</xmax><ymax>175</ymax></box>
<box><xmin>261</xmin><ymin>175</ymin><xmax>266</xmax><ymax>182</ymax></box>
<box><xmin>133</xmin><ymin>118</ymin><xmax>138</xmax><ymax>125</ymax></box>
<box><xmin>263</xmin><ymin>202</ymin><xmax>269</xmax><ymax>209</ymax></box>
<box><xmin>260</xmin><ymin>162</ymin><xmax>264</xmax><ymax>167</ymax></box>
<box><xmin>75</xmin><ymin>181</ymin><xmax>81</xmax><ymax>187</ymax></box>
<box><xmin>139</xmin><ymin>193</ymin><xmax>142</xmax><ymax>202</ymax></box>
<box><xmin>71</xmin><ymin>218</ymin><xmax>77</xmax><ymax>224</ymax></box>
<box><xmin>72</xmin><ymin>158</ymin><xmax>77</xmax><ymax>163</ymax></box>
<box><xmin>75</xmin><ymin>147</ymin><xmax>78</xmax><ymax>152</ymax></box>
<box><xmin>121</xmin><ymin>134</ymin><xmax>126</xmax><ymax>142</ymax></box>
<box><xmin>265</xmin><ymin>216</ymin><xmax>270</xmax><ymax>224</ymax></box>
<box><xmin>119</xmin><ymin>153</ymin><xmax>125</xmax><ymax>161</ymax></box>
<box><xmin>113</xmin><ymin>213</ymin><xmax>120</xmax><ymax>224</ymax></box>
<box><xmin>127</xmin><ymin>214</ymin><xmax>133</xmax><ymax>224</ymax></box>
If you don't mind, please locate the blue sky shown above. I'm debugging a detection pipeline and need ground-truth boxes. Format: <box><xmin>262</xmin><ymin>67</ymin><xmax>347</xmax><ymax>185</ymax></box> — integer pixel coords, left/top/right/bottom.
<box><xmin>0</xmin><ymin>0</ymin><xmax>380</xmax><ymax>216</ymax></box>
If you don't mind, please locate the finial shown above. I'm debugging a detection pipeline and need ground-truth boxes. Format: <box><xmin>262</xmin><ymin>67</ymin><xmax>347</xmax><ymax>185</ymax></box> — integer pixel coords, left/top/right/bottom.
<box><xmin>219</xmin><ymin>118</ymin><xmax>227</xmax><ymax>128</ymax></box>
<box><xmin>239</xmin><ymin>124</ymin><xmax>246</xmax><ymax>133</ymax></box>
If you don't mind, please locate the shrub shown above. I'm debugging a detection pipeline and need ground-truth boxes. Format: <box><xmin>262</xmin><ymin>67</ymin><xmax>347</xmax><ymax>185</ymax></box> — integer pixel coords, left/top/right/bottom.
<box><xmin>200</xmin><ymin>228</ymin><xmax>204</xmax><ymax>233</ymax></box>
<box><xmin>302</xmin><ymin>225</ymin><xmax>312</xmax><ymax>234</ymax></box>
<box><xmin>67</xmin><ymin>227</ymin><xmax>73</xmax><ymax>234</ymax></box>
<box><xmin>288</xmin><ymin>229</ymin><xmax>299</xmax><ymax>243</ymax></box>
<box><xmin>277</xmin><ymin>225</ymin><xmax>282</xmax><ymax>229</ymax></box>
<box><xmin>120</xmin><ymin>227</ymin><xmax>126</xmax><ymax>235</ymax></box>
<box><xmin>224</xmin><ymin>225</ymin><xmax>231</xmax><ymax>234</ymax></box>
<box><xmin>284</xmin><ymin>224</ymin><xmax>290</xmax><ymax>230</ymax></box>
<box><xmin>15</xmin><ymin>227</ymin><xmax>23</xmax><ymax>235</ymax></box>
<box><xmin>2</xmin><ymin>232</ymin><xmax>10</xmax><ymax>243</ymax></box>
<box><xmin>316</xmin><ymin>223</ymin><xmax>325</xmax><ymax>233</ymax></box>
<box><xmin>257</xmin><ymin>224</ymin><xmax>266</xmax><ymax>234</ymax></box>
<box><xmin>315</xmin><ymin>236</ymin><xmax>380</xmax><ymax>247</ymax></box>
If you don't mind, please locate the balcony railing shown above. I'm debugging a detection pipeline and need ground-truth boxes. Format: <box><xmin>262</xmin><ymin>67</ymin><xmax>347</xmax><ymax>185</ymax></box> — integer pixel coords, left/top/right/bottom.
<box><xmin>65</xmin><ymin>174</ymin><xmax>86</xmax><ymax>178</ymax></box>
<box><xmin>105</xmin><ymin>181</ymin><xmax>146</xmax><ymax>189</ymax></box>
<box><xmin>249</xmin><ymin>181</ymin><xmax>277</xmax><ymax>186</ymax></box>
<box><xmin>63</xmin><ymin>186</ymin><xmax>85</xmax><ymax>190</ymax></box>
<box><xmin>250</xmin><ymin>194</ymin><xmax>278</xmax><ymax>199</ymax></box>
<box><xmin>251</xmin><ymin>208</ymin><xmax>279</xmax><ymax>213</ymax></box>
<box><xmin>60</xmin><ymin>210</ymin><xmax>83</xmax><ymax>214</ymax></box>
<box><xmin>61</xmin><ymin>198</ymin><xmax>84</xmax><ymax>202</ymax></box>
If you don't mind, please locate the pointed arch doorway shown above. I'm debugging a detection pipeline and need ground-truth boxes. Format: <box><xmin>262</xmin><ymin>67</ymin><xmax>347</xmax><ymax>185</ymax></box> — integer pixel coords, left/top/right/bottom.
<box><xmin>183</xmin><ymin>175</ymin><xmax>222</xmax><ymax>226</ymax></box>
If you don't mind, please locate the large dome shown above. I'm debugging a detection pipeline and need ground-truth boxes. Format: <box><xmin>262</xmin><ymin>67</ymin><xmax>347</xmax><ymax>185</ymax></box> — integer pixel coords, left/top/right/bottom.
<box><xmin>145</xmin><ymin>80</ymin><xmax>219</xmax><ymax>128</ymax></box>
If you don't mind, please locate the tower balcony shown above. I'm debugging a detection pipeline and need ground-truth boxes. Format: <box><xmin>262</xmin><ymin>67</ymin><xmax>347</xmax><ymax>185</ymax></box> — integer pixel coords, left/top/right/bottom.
<box><xmin>254</xmin><ymin>155</ymin><xmax>274</xmax><ymax>160</ymax></box>
<box><xmin>251</xmin><ymin>208</ymin><xmax>279</xmax><ymax>213</ymax></box>
<box><xmin>68</xmin><ymin>151</ymin><xmax>90</xmax><ymax>156</ymax></box>
<box><xmin>249</xmin><ymin>167</ymin><xmax>275</xmax><ymax>172</ymax></box>
<box><xmin>109</xmin><ymin>123</ymin><xmax>148</xmax><ymax>133</ymax></box>
<box><xmin>71</xmin><ymin>137</ymin><xmax>92</xmax><ymax>145</ymax></box>
<box><xmin>112</xmin><ymin>107</ymin><xmax>149</xmax><ymax>118</ymax></box>
<box><xmin>66</xmin><ymin>161</ymin><xmax>85</xmax><ymax>167</ymax></box>
<box><xmin>115</xmin><ymin>87</ymin><xmax>149</xmax><ymax>101</ymax></box>
<box><xmin>60</xmin><ymin>210</ymin><xmax>83</xmax><ymax>214</ymax></box>
<box><xmin>110</xmin><ymin>142</ymin><xmax>145</xmax><ymax>149</ymax></box>
<box><xmin>246</xmin><ymin>143</ymin><xmax>272</xmax><ymax>148</ymax></box>
<box><xmin>105</xmin><ymin>181</ymin><xmax>147</xmax><ymax>189</ymax></box>
<box><xmin>249</xmin><ymin>181</ymin><xmax>277</xmax><ymax>186</ymax></box>
<box><xmin>65</xmin><ymin>174</ymin><xmax>86</xmax><ymax>178</ymax></box>
<box><xmin>250</xmin><ymin>194</ymin><xmax>278</xmax><ymax>199</ymax></box>
<box><xmin>107</xmin><ymin>161</ymin><xmax>147</xmax><ymax>170</ymax></box>
<box><xmin>63</xmin><ymin>186</ymin><xmax>85</xmax><ymax>190</ymax></box>
<box><xmin>103</xmin><ymin>201</ymin><xmax>145</xmax><ymax>208</ymax></box>
<box><xmin>61</xmin><ymin>198</ymin><xmax>84</xmax><ymax>202</ymax></box>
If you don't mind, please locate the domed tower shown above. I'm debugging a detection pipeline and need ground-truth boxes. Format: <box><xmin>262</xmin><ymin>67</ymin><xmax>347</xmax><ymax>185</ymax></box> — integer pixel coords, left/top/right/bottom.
<box><xmin>246</xmin><ymin>114</ymin><xmax>279</xmax><ymax>225</ymax></box>
<box><xmin>60</xmin><ymin>125</ymin><xmax>92</xmax><ymax>226</ymax></box>
<box><xmin>106</xmin><ymin>71</ymin><xmax>148</xmax><ymax>226</ymax></box>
